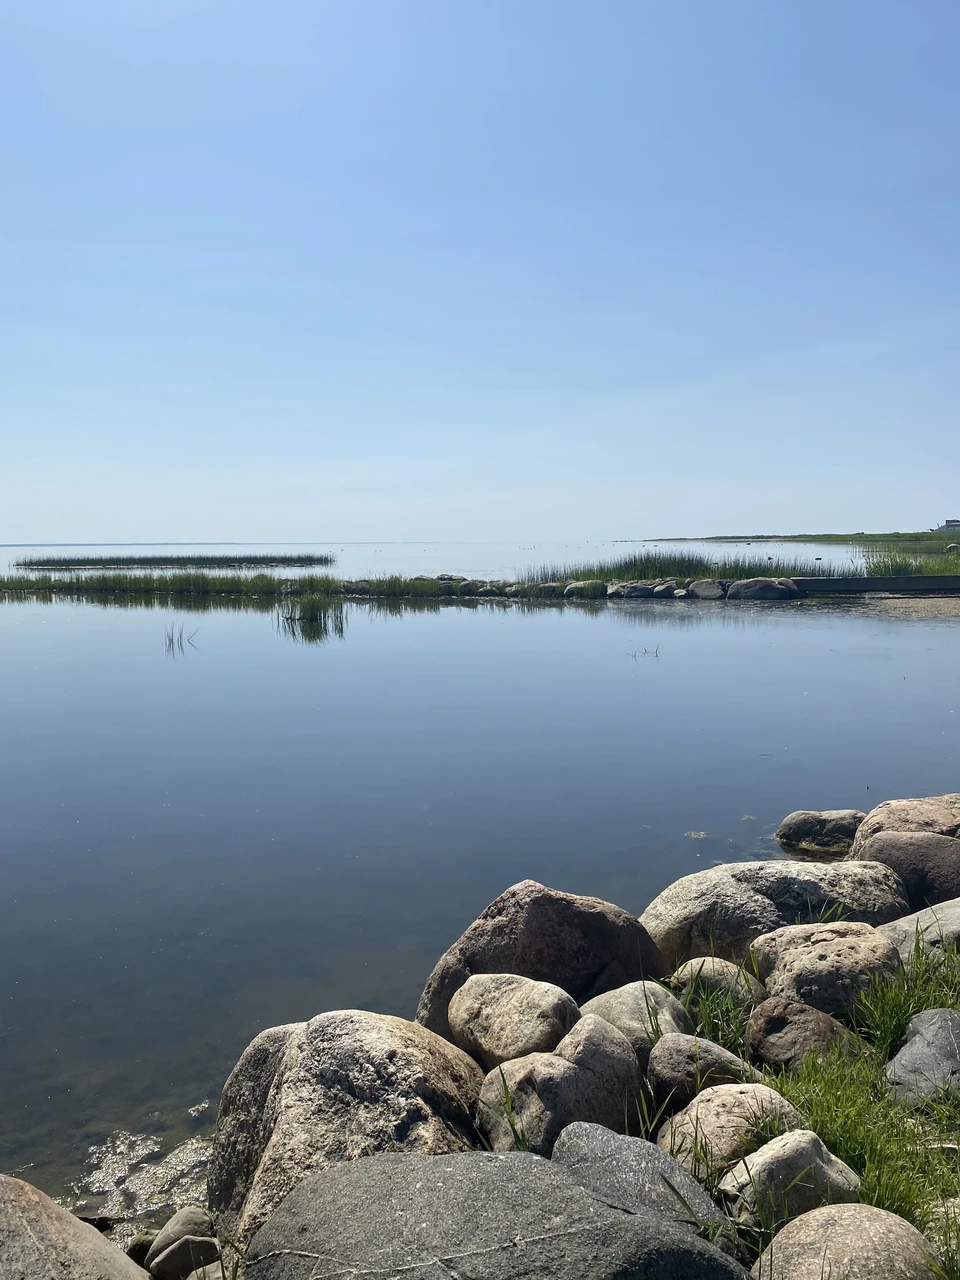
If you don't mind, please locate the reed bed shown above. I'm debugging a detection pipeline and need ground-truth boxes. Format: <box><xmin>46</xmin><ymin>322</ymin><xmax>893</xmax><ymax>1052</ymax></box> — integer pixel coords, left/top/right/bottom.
<box><xmin>14</xmin><ymin>552</ymin><xmax>335</xmax><ymax>570</ymax></box>
<box><xmin>864</xmin><ymin>552</ymin><xmax>960</xmax><ymax>577</ymax></box>
<box><xmin>519</xmin><ymin>548</ymin><xmax>845</xmax><ymax>584</ymax></box>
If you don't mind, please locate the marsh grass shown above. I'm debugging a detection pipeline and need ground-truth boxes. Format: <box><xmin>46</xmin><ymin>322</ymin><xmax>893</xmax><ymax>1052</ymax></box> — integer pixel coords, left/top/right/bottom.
<box><xmin>521</xmin><ymin>549</ymin><xmax>843</xmax><ymax>585</ymax></box>
<box><xmin>865</xmin><ymin>551</ymin><xmax>960</xmax><ymax>577</ymax></box>
<box><xmin>15</xmin><ymin>553</ymin><xmax>335</xmax><ymax>570</ymax></box>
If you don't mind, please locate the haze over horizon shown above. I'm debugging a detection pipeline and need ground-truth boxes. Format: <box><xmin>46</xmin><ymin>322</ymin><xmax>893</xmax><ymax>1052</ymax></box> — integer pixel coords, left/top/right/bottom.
<box><xmin>3</xmin><ymin>1</ymin><xmax>959</xmax><ymax>542</ymax></box>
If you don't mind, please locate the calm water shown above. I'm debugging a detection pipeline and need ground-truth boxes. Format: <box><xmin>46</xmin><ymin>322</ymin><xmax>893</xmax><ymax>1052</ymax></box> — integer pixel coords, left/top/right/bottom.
<box><xmin>1</xmin><ymin>552</ymin><xmax>957</xmax><ymax>1195</ymax></box>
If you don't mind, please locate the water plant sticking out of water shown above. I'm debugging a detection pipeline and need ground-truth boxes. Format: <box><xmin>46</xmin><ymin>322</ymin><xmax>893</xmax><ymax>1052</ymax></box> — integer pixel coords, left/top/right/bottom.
<box><xmin>15</xmin><ymin>553</ymin><xmax>336</xmax><ymax>570</ymax></box>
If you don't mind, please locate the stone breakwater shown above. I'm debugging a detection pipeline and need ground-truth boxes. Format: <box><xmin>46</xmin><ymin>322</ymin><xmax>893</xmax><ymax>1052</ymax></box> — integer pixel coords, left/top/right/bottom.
<box><xmin>341</xmin><ymin>574</ymin><xmax>806</xmax><ymax>601</ymax></box>
<box><xmin>8</xmin><ymin>794</ymin><xmax>960</xmax><ymax>1278</ymax></box>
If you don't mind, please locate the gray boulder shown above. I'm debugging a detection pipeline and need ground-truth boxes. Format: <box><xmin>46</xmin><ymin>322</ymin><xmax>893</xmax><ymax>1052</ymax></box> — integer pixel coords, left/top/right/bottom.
<box><xmin>145</xmin><ymin>1207</ymin><xmax>214</xmax><ymax>1269</ymax></box>
<box><xmin>150</xmin><ymin>1235</ymin><xmax>220</xmax><ymax>1279</ymax></box>
<box><xmin>580</xmin><ymin>980</ymin><xmax>694</xmax><ymax>1071</ymax></box>
<box><xmin>851</xmin><ymin>830</ymin><xmax>960</xmax><ymax>909</ymax></box>
<box><xmin>748</xmin><ymin>922</ymin><xmax>901</xmax><ymax>1023</ymax></box>
<box><xmin>718</xmin><ymin>1129</ymin><xmax>859</xmax><ymax>1228</ymax></box>
<box><xmin>776</xmin><ymin>809</ymin><xmax>865</xmax><ymax>854</ymax></box>
<box><xmin>647</xmin><ymin>1034</ymin><xmax>762</xmax><ymax>1110</ymax></box>
<box><xmin>448</xmin><ymin>973</ymin><xmax>581</xmax><ymax>1069</ymax></box>
<box><xmin>552</xmin><ymin>1122</ymin><xmax>729</xmax><ymax>1240</ymax></box>
<box><xmin>751</xmin><ymin>1203</ymin><xmax>940</xmax><ymax>1279</ymax></box>
<box><xmin>744</xmin><ymin>997</ymin><xmax>857</xmax><ymax>1070</ymax></box>
<box><xmin>0</xmin><ymin>1175</ymin><xmax>146</xmax><ymax>1279</ymax></box>
<box><xmin>670</xmin><ymin>957</ymin><xmax>766</xmax><ymax>1009</ymax></box>
<box><xmin>852</xmin><ymin>793</ymin><xmax>960</xmax><ymax>855</ymax></box>
<box><xmin>639</xmin><ymin>860</ymin><xmax>908</xmax><ymax>968</ymax></box>
<box><xmin>879</xmin><ymin>895</ymin><xmax>960</xmax><ymax>963</ymax></box>
<box><xmin>245</xmin><ymin>1151</ymin><xmax>749</xmax><ymax>1279</ymax></box>
<box><xmin>727</xmin><ymin>578</ymin><xmax>800</xmax><ymax>600</ymax></box>
<box><xmin>208</xmin><ymin>1010</ymin><xmax>484</xmax><ymax>1247</ymax></box>
<box><xmin>416</xmin><ymin>879</ymin><xmax>663</xmax><ymax>1040</ymax></box>
<box><xmin>886</xmin><ymin>1008</ymin><xmax>960</xmax><ymax>1104</ymax></box>
<box><xmin>653</xmin><ymin>580</ymin><xmax>677</xmax><ymax>597</ymax></box>
<box><xmin>687</xmin><ymin>580</ymin><xmax>726</xmax><ymax>600</ymax></box>
<box><xmin>657</xmin><ymin>1083</ymin><xmax>802</xmax><ymax>1181</ymax></box>
<box><xmin>477</xmin><ymin>1014</ymin><xmax>639</xmax><ymax>1156</ymax></box>
<box><xmin>622</xmin><ymin>581</ymin><xmax>656</xmax><ymax>598</ymax></box>
<box><xmin>456</xmin><ymin>580</ymin><xmax>485</xmax><ymax>595</ymax></box>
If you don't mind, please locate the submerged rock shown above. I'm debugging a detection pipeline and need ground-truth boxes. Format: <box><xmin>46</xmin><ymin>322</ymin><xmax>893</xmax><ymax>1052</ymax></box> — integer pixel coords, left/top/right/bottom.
<box><xmin>476</xmin><ymin>1014</ymin><xmax>639</xmax><ymax>1157</ymax></box>
<box><xmin>208</xmin><ymin>1010</ymin><xmax>483</xmax><ymax>1247</ymax></box>
<box><xmin>639</xmin><ymin>860</ymin><xmax>908</xmax><ymax>968</ymax></box>
<box><xmin>245</xmin><ymin>1151</ymin><xmax>750</xmax><ymax>1280</ymax></box>
<box><xmin>416</xmin><ymin>878</ymin><xmax>663</xmax><ymax>1041</ymax></box>
<box><xmin>776</xmin><ymin>809</ymin><xmax>865</xmax><ymax>854</ymax></box>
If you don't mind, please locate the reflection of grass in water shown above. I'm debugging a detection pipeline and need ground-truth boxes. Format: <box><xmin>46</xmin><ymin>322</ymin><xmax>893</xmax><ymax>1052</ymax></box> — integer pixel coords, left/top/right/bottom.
<box><xmin>279</xmin><ymin>597</ymin><xmax>346</xmax><ymax>645</ymax></box>
<box><xmin>15</xmin><ymin>553</ymin><xmax>335</xmax><ymax>570</ymax></box>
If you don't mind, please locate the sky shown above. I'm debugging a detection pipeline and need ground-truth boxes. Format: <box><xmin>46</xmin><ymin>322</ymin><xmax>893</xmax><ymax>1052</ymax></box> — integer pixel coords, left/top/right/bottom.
<box><xmin>1</xmin><ymin>1</ymin><xmax>958</xmax><ymax>542</ymax></box>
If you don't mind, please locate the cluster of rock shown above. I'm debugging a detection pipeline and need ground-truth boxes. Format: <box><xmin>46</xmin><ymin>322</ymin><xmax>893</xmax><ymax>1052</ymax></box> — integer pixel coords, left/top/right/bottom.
<box><xmin>339</xmin><ymin>574</ymin><xmax>806</xmax><ymax>602</ymax></box>
<box><xmin>10</xmin><ymin>792</ymin><xmax>960</xmax><ymax>1279</ymax></box>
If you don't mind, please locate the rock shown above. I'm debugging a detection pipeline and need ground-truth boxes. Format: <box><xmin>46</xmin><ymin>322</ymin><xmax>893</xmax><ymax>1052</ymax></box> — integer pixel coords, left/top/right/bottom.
<box><xmin>528</xmin><ymin>581</ymin><xmax>561</xmax><ymax>597</ymax></box>
<box><xmin>653</xmin><ymin>580</ymin><xmax>677</xmax><ymax>597</ymax></box>
<box><xmin>476</xmin><ymin>584</ymin><xmax>502</xmax><ymax>596</ymax></box>
<box><xmin>245</xmin><ymin>1150</ymin><xmax>750</xmax><ymax>1280</ymax></box>
<box><xmin>748</xmin><ymin>922</ymin><xmax>901</xmax><ymax>1023</ymax></box>
<box><xmin>477</xmin><ymin>1014</ymin><xmax>640</xmax><ymax>1157</ymax></box>
<box><xmin>208</xmin><ymin>1010</ymin><xmax>484</xmax><ymax>1247</ymax></box>
<box><xmin>150</xmin><ymin>1235</ymin><xmax>220</xmax><ymax>1279</ymax></box>
<box><xmin>751</xmin><ymin>1203</ymin><xmax>940</xmax><ymax>1279</ymax></box>
<box><xmin>456</xmin><ymin>579</ymin><xmax>484</xmax><ymax>595</ymax></box>
<box><xmin>879</xmin><ymin>896</ymin><xmax>960</xmax><ymax>963</ymax></box>
<box><xmin>851</xmin><ymin>830</ymin><xmax>960</xmax><ymax>910</ymax></box>
<box><xmin>447</xmin><ymin>973</ymin><xmax>581</xmax><ymax>1070</ymax></box>
<box><xmin>727</xmin><ymin>578</ymin><xmax>799</xmax><ymax>600</ymax></box>
<box><xmin>622</xmin><ymin>581</ymin><xmax>656</xmax><ymax>598</ymax></box>
<box><xmin>0</xmin><ymin>1175</ymin><xmax>147</xmax><ymax>1279</ymax></box>
<box><xmin>670</xmin><ymin>957</ymin><xmax>766</xmax><ymax>1009</ymax></box>
<box><xmin>657</xmin><ymin>1083</ymin><xmax>802</xmax><ymax>1181</ymax></box>
<box><xmin>127</xmin><ymin>1232</ymin><xmax>158</xmax><ymax>1266</ymax></box>
<box><xmin>852</xmin><ymin>794</ymin><xmax>960</xmax><ymax>855</ymax></box>
<box><xmin>648</xmin><ymin>1034</ymin><xmax>762</xmax><ymax>1109</ymax></box>
<box><xmin>580</xmin><ymin>980</ymin><xmax>694</xmax><ymax>1070</ymax></box>
<box><xmin>886</xmin><ymin>1008</ymin><xmax>960</xmax><ymax>1104</ymax></box>
<box><xmin>776</xmin><ymin>809</ymin><xmax>865</xmax><ymax>854</ymax></box>
<box><xmin>639</xmin><ymin>860</ymin><xmax>908</xmax><ymax>969</ymax></box>
<box><xmin>687</xmin><ymin>580</ymin><xmax>726</xmax><ymax>600</ymax></box>
<box><xmin>416</xmin><ymin>879</ymin><xmax>663</xmax><ymax>1041</ymax></box>
<box><xmin>552</xmin><ymin>1122</ymin><xmax>729</xmax><ymax>1240</ymax></box>
<box><xmin>437</xmin><ymin>574</ymin><xmax>467</xmax><ymax>582</ymax></box>
<box><xmin>719</xmin><ymin>1130</ymin><xmax>860</xmax><ymax>1228</ymax></box>
<box><xmin>674</xmin><ymin>588</ymin><xmax>689</xmax><ymax>598</ymax></box>
<box><xmin>145</xmin><ymin>1207</ymin><xmax>214</xmax><ymax>1269</ymax></box>
<box><xmin>744</xmin><ymin>997</ymin><xmax>856</xmax><ymax>1070</ymax></box>
<box><xmin>563</xmin><ymin>579</ymin><xmax>607</xmax><ymax>598</ymax></box>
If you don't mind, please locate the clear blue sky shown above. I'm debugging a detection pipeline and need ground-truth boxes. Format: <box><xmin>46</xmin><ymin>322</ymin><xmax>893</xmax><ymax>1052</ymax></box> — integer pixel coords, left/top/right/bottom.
<box><xmin>2</xmin><ymin>1</ymin><xmax>958</xmax><ymax>542</ymax></box>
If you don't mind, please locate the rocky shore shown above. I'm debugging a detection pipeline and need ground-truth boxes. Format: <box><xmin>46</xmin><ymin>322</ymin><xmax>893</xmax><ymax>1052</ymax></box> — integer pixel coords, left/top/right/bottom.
<box><xmin>341</xmin><ymin>573</ymin><xmax>806</xmax><ymax>601</ymax></box>
<box><xmin>7</xmin><ymin>793</ymin><xmax>960</xmax><ymax>1278</ymax></box>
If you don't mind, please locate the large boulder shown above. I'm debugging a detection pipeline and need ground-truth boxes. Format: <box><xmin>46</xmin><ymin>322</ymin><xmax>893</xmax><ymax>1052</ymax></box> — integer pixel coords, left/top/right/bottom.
<box><xmin>144</xmin><ymin>1207</ymin><xmax>214</xmax><ymax>1270</ymax></box>
<box><xmin>639</xmin><ymin>861</ymin><xmax>908</xmax><ymax>969</ymax></box>
<box><xmin>718</xmin><ymin>1130</ymin><xmax>859</xmax><ymax>1228</ymax></box>
<box><xmin>669</xmin><ymin>957</ymin><xmax>766</xmax><ymax>1010</ymax></box>
<box><xmin>245</xmin><ymin>1151</ymin><xmax>750</xmax><ymax>1280</ymax></box>
<box><xmin>748</xmin><ymin>922</ymin><xmax>901</xmax><ymax>1023</ymax></box>
<box><xmin>851</xmin><ymin>830</ymin><xmax>960</xmax><ymax>910</ymax></box>
<box><xmin>416</xmin><ymin>879</ymin><xmax>663</xmax><ymax>1040</ymax></box>
<box><xmin>744</xmin><ymin>997</ymin><xmax>857</xmax><ymax>1070</ymax></box>
<box><xmin>727</xmin><ymin>578</ymin><xmax>800</xmax><ymax>600</ymax></box>
<box><xmin>751</xmin><ymin>1203</ymin><xmax>940</xmax><ymax>1279</ymax></box>
<box><xmin>776</xmin><ymin>809</ymin><xmax>865</xmax><ymax>854</ymax></box>
<box><xmin>208</xmin><ymin>1011</ymin><xmax>483</xmax><ymax>1247</ymax></box>
<box><xmin>879</xmin><ymin>896</ymin><xmax>960</xmax><ymax>963</ymax></box>
<box><xmin>448</xmin><ymin>973</ymin><xmax>580</xmax><ymax>1070</ymax></box>
<box><xmin>149</xmin><ymin>1235</ymin><xmax>220</xmax><ymax>1279</ymax></box>
<box><xmin>656</xmin><ymin>1083</ymin><xmax>802</xmax><ymax>1181</ymax></box>
<box><xmin>476</xmin><ymin>1014</ymin><xmax>639</xmax><ymax>1156</ymax></box>
<box><xmin>580</xmin><ymin>980</ymin><xmax>693</xmax><ymax>1071</ymax></box>
<box><xmin>687</xmin><ymin>580</ymin><xmax>726</xmax><ymax>600</ymax></box>
<box><xmin>552</xmin><ymin>1122</ymin><xmax>729</xmax><ymax>1241</ymax></box>
<box><xmin>647</xmin><ymin>1034</ymin><xmax>761</xmax><ymax>1110</ymax></box>
<box><xmin>622</xmin><ymin>581</ymin><xmax>656</xmax><ymax>598</ymax></box>
<box><xmin>886</xmin><ymin>1008</ymin><xmax>960</xmax><ymax>1104</ymax></box>
<box><xmin>0</xmin><ymin>1175</ymin><xmax>147</xmax><ymax>1279</ymax></box>
<box><xmin>852</xmin><ymin>794</ymin><xmax>960</xmax><ymax>855</ymax></box>
<box><xmin>563</xmin><ymin>579</ymin><xmax>606</xmax><ymax>599</ymax></box>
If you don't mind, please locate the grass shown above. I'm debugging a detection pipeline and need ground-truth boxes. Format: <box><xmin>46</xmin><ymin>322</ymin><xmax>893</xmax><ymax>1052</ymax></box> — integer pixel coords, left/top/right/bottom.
<box><xmin>520</xmin><ymin>548</ymin><xmax>844</xmax><ymax>585</ymax></box>
<box><xmin>14</xmin><ymin>553</ymin><xmax>335</xmax><ymax>570</ymax></box>
<box><xmin>864</xmin><ymin>551</ymin><xmax>960</xmax><ymax>577</ymax></box>
<box><xmin>665</xmin><ymin>531</ymin><xmax>960</xmax><ymax>551</ymax></box>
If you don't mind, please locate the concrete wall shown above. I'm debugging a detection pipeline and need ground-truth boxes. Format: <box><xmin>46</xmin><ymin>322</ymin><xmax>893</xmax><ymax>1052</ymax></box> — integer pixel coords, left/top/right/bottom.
<box><xmin>793</xmin><ymin>576</ymin><xmax>960</xmax><ymax>594</ymax></box>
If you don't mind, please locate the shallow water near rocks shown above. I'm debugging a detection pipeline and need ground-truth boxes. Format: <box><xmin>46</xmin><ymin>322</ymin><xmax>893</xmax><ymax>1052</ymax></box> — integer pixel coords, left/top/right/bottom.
<box><xmin>1</xmin><ymin>568</ymin><xmax>959</xmax><ymax>1200</ymax></box>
